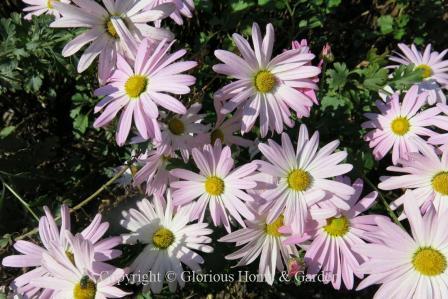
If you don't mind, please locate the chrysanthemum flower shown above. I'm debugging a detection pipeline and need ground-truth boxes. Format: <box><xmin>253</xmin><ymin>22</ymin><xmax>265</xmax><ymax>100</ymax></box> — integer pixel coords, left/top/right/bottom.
<box><xmin>93</xmin><ymin>38</ymin><xmax>197</xmax><ymax>146</ymax></box>
<box><xmin>145</xmin><ymin>0</ymin><xmax>195</xmax><ymax>25</ymax></box>
<box><xmin>2</xmin><ymin>205</ymin><xmax>121</xmax><ymax>298</ymax></box>
<box><xmin>379</xmin><ymin>145</ymin><xmax>448</xmax><ymax>215</ymax></box>
<box><xmin>22</xmin><ymin>0</ymin><xmax>70</xmax><ymax>20</ymax></box>
<box><xmin>284</xmin><ymin>177</ymin><xmax>385</xmax><ymax>290</ymax></box>
<box><xmin>120</xmin><ymin>192</ymin><xmax>213</xmax><ymax>293</ymax></box>
<box><xmin>362</xmin><ymin>86</ymin><xmax>444</xmax><ymax>165</ymax></box>
<box><xmin>51</xmin><ymin>0</ymin><xmax>175</xmax><ymax>82</ymax></box>
<box><xmin>170</xmin><ymin>141</ymin><xmax>258</xmax><ymax>232</ymax></box>
<box><xmin>219</xmin><ymin>208</ymin><xmax>299</xmax><ymax>285</ymax></box>
<box><xmin>390</xmin><ymin>43</ymin><xmax>448</xmax><ymax>104</ymax></box>
<box><xmin>354</xmin><ymin>193</ymin><xmax>448</xmax><ymax>298</ymax></box>
<box><xmin>133</xmin><ymin>149</ymin><xmax>176</xmax><ymax>195</ymax></box>
<box><xmin>256</xmin><ymin>124</ymin><xmax>354</xmax><ymax>235</ymax></box>
<box><xmin>429</xmin><ymin>104</ymin><xmax>448</xmax><ymax>152</ymax></box>
<box><xmin>33</xmin><ymin>233</ymin><xmax>128</xmax><ymax>298</ymax></box>
<box><xmin>155</xmin><ymin>103</ymin><xmax>209</xmax><ymax>162</ymax></box>
<box><xmin>213</xmin><ymin>23</ymin><xmax>321</xmax><ymax>137</ymax></box>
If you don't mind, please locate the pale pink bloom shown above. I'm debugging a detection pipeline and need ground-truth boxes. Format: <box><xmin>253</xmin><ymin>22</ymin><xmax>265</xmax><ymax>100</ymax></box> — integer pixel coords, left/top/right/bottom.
<box><xmin>362</xmin><ymin>86</ymin><xmax>445</xmax><ymax>165</ymax></box>
<box><xmin>32</xmin><ymin>233</ymin><xmax>128</xmax><ymax>298</ymax></box>
<box><xmin>219</xmin><ymin>208</ymin><xmax>299</xmax><ymax>285</ymax></box>
<box><xmin>256</xmin><ymin>124</ymin><xmax>354</xmax><ymax>236</ymax></box>
<box><xmin>213</xmin><ymin>23</ymin><xmax>321</xmax><ymax>137</ymax></box>
<box><xmin>379</xmin><ymin>145</ymin><xmax>448</xmax><ymax>215</ymax></box>
<box><xmin>321</xmin><ymin>43</ymin><xmax>334</xmax><ymax>62</ymax></box>
<box><xmin>284</xmin><ymin>177</ymin><xmax>385</xmax><ymax>290</ymax></box>
<box><xmin>290</xmin><ymin>39</ymin><xmax>321</xmax><ymax>117</ymax></box>
<box><xmin>429</xmin><ymin>104</ymin><xmax>448</xmax><ymax>152</ymax></box>
<box><xmin>93</xmin><ymin>39</ymin><xmax>197</xmax><ymax>146</ymax></box>
<box><xmin>120</xmin><ymin>191</ymin><xmax>213</xmax><ymax>293</ymax></box>
<box><xmin>287</xmin><ymin>256</ymin><xmax>305</xmax><ymax>278</ymax></box>
<box><xmin>390</xmin><ymin>43</ymin><xmax>448</xmax><ymax>104</ymax></box>
<box><xmin>51</xmin><ymin>0</ymin><xmax>175</xmax><ymax>82</ymax></box>
<box><xmin>354</xmin><ymin>193</ymin><xmax>448</xmax><ymax>298</ymax></box>
<box><xmin>22</xmin><ymin>0</ymin><xmax>70</xmax><ymax>20</ymax></box>
<box><xmin>133</xmin><ymin>149</ymin><xmax>176</xmax><ymax>195</ymax></box>
<box><xmin>2</xmin><ymin>205</ymin><xmax>121</xmax><ymax>298</ymax></box>
<box><xmin>146</xmin><ymin>0</ymin><xmax>194</xmax><ymax>25</ymax></box>
<box><xmin>170</xmin><ymin>141</ymin><xmax>259</xmax><ymax>232</ymax></box>
<box><xmin>155</xmin><ymin>103</ymin><xmax>209</xmax><ymax>162</ymax></box>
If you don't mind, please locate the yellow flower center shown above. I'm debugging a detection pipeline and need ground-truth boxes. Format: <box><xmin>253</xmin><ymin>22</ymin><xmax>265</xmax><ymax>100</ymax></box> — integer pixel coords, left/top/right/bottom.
<box><xmin>73</xmin><ymin>276</ymin><xmax>96</xmax><ymax>299</ymax></box>
<box><xmin>391</xmin><ymin>117</ymin><xmax>410</xmax><ymax>136</ymax></box>
<box><xmin>66</xmin><ymin>250</ymin><xmax>75</xmax><ymax>265</ymax></box>
<box><xmin>323</xmin><ymin>216</ymin><xmax>350</xmax><ymax>237</ymax></box>
<box><xmin>265</xmin><ymin>215</ymin><xmax>284</xmax><ymax>237</ymax></box>
<box><xmin>287</xmin><ymin>169</ymin><xmax>312</xmax><ymax>191</ymax></box>
<box><xmin>211</xmin><ymin>129</ymin><xmax>224</xmax><ymax>144</ymax></box>
<box><xmin>125</xmin><ymin>75</ymin><xmax>148</xmax><ymax>98</ymax></box>
<box><xmin>412</xmin><ymin>247</ymin><xmax>447</xmax><ymax>276</ymax></box>
<box><xmin>152</xmin><ymin>227</ymin><xmax>175</xmax><ymax>249</ymax></box>
<box><xmin>168</xmin><ymin>118</ymin><xmax>185</xmax><ymax>135</ymax></box>
<box><xmin>415</xmin><ymin>64</ymin><xmax>433</xmax><ymax>79</ymax></box>
<box><xmin>47</xmin><ymin>0</ymin><xmax>59</xmax><ymax>9</ymax></box>
<box><xmin>105</xmin><ymin>19</ymin><xmax>118</xmax><ymax>39</ymax></box>
<box><xmin>204</xmin><ymin>176</ymin><xmax>225</xmax><ymax>196</ymax></box>
<box><xmin>432</xmin><ymin>172</ymin><xmax>448</xmax><ymax>195</ymax></box>
<box><xmin>254</xmin><ymin>70</ymin><xmax>276</xmax><ymax>93</ymax></box>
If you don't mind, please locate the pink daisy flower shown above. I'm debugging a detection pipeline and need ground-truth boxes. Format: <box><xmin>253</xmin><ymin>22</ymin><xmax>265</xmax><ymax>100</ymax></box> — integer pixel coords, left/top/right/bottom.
<box><xmin>120</xmin><ymin>191</ymin><xmax>213</xmax><ymax>293</ymax></box>
<box><xmin>170</xmin><ymin>141</ymin><xmax>259</xmax><ymax>232</ymax></box>
<box><xmin>213</xmin><ymin>23</ymin><xmax>321</xmax><ymax>137</ymax></box>
<box><xmin>354</xmin><ymin>193</ymin><xmax>448</xmax><ymax>298</ymax></box>
<box><xmin>32</xmin><ymin>233</ymin><xmax>128</xmax><ymax>298</ymax></box>
<box><xmin>146</xmin><ymin>0</ymin><xmax>195</xmax><ymax>25</ymax></box>
<box><xmin>290</xmin><ymin>39</ymin><xmax>321</xmax><ymax>117</ymax></box>
<box><xmin>93</xmin><ymin>38</ymin><xmax>197</xmax><ymax>146</ymax></box>
<box><xmin>2</xmin><ymin>205</ymin><xmax>121</xmax><ymax>298</ymax></box>
<box><xmin>219</xmin><ymin>207</ymin><xmax>299</xmax><ymax>285</ymax></box>
<box><xmin>22</xmin><ymin>0</ymin><xmax>70</xmax><ymax>20</ymax></box>
<box><xmin>362</xmin><ymin>86</ymin><xmax>444</xmax><ymax>165</ymax></box>
<box><xmin>256</xmin><ymin>124</ymin><xmax>354</xmax><ymax>236</ymax></box>
<box><xmin>390</xmin><ymin>43</ymin><xmax>448</xmax><ymax>104</ymax></box>
<box><xmin>156</xmin><ymin>103</ymin><xmax>209</xmax><ymax>162</ymax></box>
<box><xmin>284</xmin><ymin>177</ymin><xmax>385</xmax><ymax>290</ymax></box>
<box><xmin>379</xmin><ymin>145</ymin><xmax>448</xmax><ymax>215</ymax></box>
<box><xmin>133</xmin><ymin>149</ymin><xmax>176</xmax><ymax>195</ymax></box>
<box><xmin>51</xmin><ymin>0</ymin><xmax>175</xmax><ymax>82</ymax></box>
<box><xmin>429</xmin><ymin>104</ymin><xmax>448</xmax><ymax>152</ymax></box>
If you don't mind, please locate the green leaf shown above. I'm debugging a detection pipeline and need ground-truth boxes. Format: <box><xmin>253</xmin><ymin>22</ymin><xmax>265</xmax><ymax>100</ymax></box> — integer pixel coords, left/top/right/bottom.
<box><xmin>0</xmin><ymin>126</ymin><xmax>15</xmax><ymax>139</ymax></box>
<box><xmin>377</xmin><ymin>15</ymin><xmax>394</xmax><ymax>34</ymax></box>
<box><xmin>362</xmin><ymin>64</ymin><xmax>388</xmax><ymax>91</ymax></box>
<box><xmin>390</xmin><ymin>64</ymin><xmax>424</xmax><ymax>90</ymax></box>
<box><xmin>326</xmin><ymin>62</ymin><xmax>349</xmax><ymax>91</ymax></box>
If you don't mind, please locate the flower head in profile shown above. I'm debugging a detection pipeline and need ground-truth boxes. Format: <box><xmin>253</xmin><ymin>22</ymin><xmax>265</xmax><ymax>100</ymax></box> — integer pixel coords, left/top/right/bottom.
<box><xmin>2</xmin><ymin>205</ymin><xmax>121</xmax><ymax>298</ymax></box>
<box><xmin>362</xmin><ymin>86</ymin><xmax>445</xmax><ymax>165</ymax></box>
<box><xmin>170</xmin><ymin>141</ymin><xmax>259</xmax><ymax>232</ymax></box>
<box><xmin>22</xmin><ymin>0</ymin><xmax>70</xmax><ymax>20</ymax></box>
<box><xmin>284</xmin><ymin>177</ymin><xmax>385</xmax><ymax>290</ymax></box>
<box><xmin>93</xmin><ymin>39</ymin><xmax>197</xmax><ymax>146</ymax></box>
<box><xmin>156</xmin><ymin>103</ymin><xmax>209</xmax><ymax>162</ymax></box>
<box><xmin>256</xmin><ymin>124</ymin><xmax>354</xmax><ymax>236</ymax></box>
<box><xmin>390</xmin><ymin>43</ymin><xmax>448</xmax><ymax>104</ymax></box>
<box><xmin>429</xmin><ymin>104</ymin><xmax>448</xmax><ymax>152</ymax></box>
<box><xmin>32</xmin><ymin>233</ymin><xmax>128</xmax><ymax>298</ymax></box>
<box><xmin>354</xmin><ymin>193</ymin><xmax>448</xmax><ymax>298</ymax></box>
<box><xmin>51</xmin><ymin>0</ymin><xmax>175</xmax><ymax>82</ymax></box>
<box><xmin>379</xmin><ymin>145</ymin><xmax>448</xmax><ymax>215</ymax></box>
<box><xmin>145</xmin><ymin>0</ymin><xmax>195</xmax><ymax>25</ymax></box>
<box><xmin>120</xmin><ymin>191</ymin><xmax>213</xmax><ymax>293</ymax></box>
<box><xmin>133</xmin><ymin>149</ymin><xmax>176</xmax><ymax>195</ymax></box>
<box><xmin>219</xmin><ymin>207</ymin><xmax>299</xmax><ymax>285</ymax></box>
<box><xmin>213</xmin><ymin>23</ymin><xmax>321</xmax><ymax>137</ymax></box>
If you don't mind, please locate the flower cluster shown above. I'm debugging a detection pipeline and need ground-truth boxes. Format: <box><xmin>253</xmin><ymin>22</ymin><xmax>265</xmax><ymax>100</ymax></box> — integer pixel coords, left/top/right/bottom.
<box><xmin>4</xmin><ymin>1</ymin><xmax>448</xmax><ymax>298</ymax></box>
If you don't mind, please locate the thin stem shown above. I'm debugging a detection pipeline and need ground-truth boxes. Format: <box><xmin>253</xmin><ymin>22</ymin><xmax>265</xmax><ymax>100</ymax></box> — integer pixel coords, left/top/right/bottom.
<box><xmin>359</xmin><ymin>172</ymin><xmax>404</xmax><ymax>229</ymax></box>
<box><xmin>283</xmin><ymin>0</ymin><xmax>294</xmax><ymax>17</ymax></box>
<box><xmin>15</xmin><ymin>165</ymin><xmax>130</xmax><ymax>241</ymax></box>
<box><xmin>4</xmin><ymin>183</ymin><xmax>39</xmax><ymax>222</ymax></box>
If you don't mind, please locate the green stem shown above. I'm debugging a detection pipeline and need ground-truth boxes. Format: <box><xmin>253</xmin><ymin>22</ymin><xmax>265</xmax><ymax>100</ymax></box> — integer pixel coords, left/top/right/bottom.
<box><xmin>15</xmin><ymin>164</ymin><xmax>130</xmax><ymax>241</ymax></box>
<box><xmin>4</xmin><ymin>183</ymin><xmax>39</xmax><ymax>222</ymax></box>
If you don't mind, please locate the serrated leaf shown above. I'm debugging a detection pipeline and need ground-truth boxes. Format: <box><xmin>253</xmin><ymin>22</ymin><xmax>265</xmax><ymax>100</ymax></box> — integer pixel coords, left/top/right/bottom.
<box><xmin>390</xmin><ymin>64</ymin><xmax>424</xmax><ymax>90</ymax></box>
<box><xmin>326</xmin><ymin>62</ymin><xmax>349</xmax><ymax>91</ymax></box>
<box><xmin>362</xmin><ymin>64</ymin><xmax>388</xmax><ymax>91</ymax></box>
<box><xmin>377</xmin><ymin>15</ymin><xmax>394</xmax><ymax>34</ymax></box>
